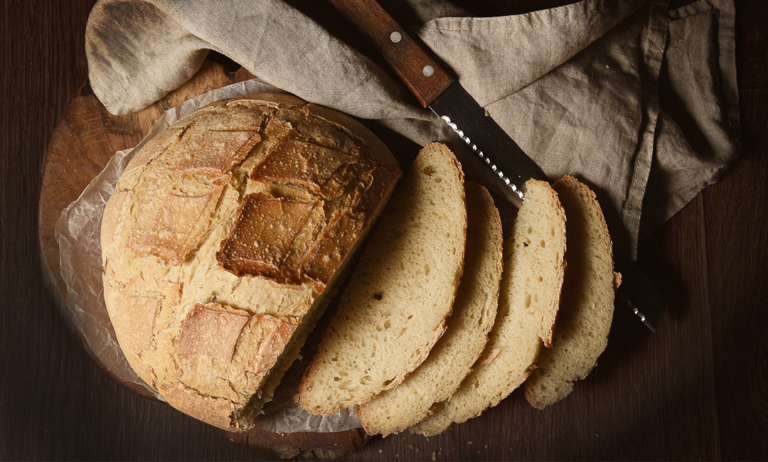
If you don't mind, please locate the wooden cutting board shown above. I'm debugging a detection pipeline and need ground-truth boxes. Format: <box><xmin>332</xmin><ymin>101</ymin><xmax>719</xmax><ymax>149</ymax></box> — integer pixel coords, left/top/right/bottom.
<box><xmin>37</xmin><ymin>58</ymin><xmax>369</xmax><ymax>461</ymax></box>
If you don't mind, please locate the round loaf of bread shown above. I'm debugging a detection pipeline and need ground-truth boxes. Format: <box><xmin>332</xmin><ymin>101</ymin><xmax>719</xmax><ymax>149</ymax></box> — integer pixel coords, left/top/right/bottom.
<box><xmin>100</xmin><ymin>93</ymin><xmax>401</xmax><ymax>432</ymax></box>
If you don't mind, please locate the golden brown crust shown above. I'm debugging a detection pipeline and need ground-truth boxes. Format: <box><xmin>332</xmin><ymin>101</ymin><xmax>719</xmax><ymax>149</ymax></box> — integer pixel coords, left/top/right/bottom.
<box><xmin>217</xmin><ymin>193</ymin><xmax>324</xmax><ymax>281</ymax></box>
<box><xmin>250</xmin><ymin>138</ymin><xmax>357</xmax><ymax>195</ymax></box>
<box><xmin>101</xmin><ymin>93</ymin><xmax>400</xmax><ymax>431</ymax></box>
<box><xmin>228</xmin><ymin>92</ymin><xmax>307</xmax><ymax>108</ymax></box>
<box><xmin>176</xmin><ymin>131</ymin><xmax>262</xmax><ymax>175</ymax></box>
<box><xmin>177</xmin><ymin>303</ymin><xmax>251</xmax><ymax>359</ymax></box>
<box><xmin>128</xmin><ymin>179</ymin><xmax>226</xmax><ymax>265</ymax></box>
<box><xmin>100</xmin><ymin>190</ymin><xmax>128</xmax><ymax>266</ymax></box>
<box><xmin>300</xmin><ymin>210</ymin><xmax>363</xmax><ymax>292</ymax></box>
<box><xmin>162</xmin><ymin>310</ymin><xmax>296</xmax><ymax>432</ymax></box>
<box><xmin>109</xmin><ymin>290</ymin><xmax>159</xmax><ymax>385</ymax></box>
<box><xmin>242</xmin><ymin>314</ymin><xmax>301</xmax><ymax>379</ymax></box>
<box><xmin>306</xmin><ymin>104</ymin><xmax>394</xmax><ymax>167</ymax></box>
<box><xmin>123</xmin><ymin>128</ymin><xmax>184</xmax><ymax>176</ymax></box>
<box><xmin>351</xmin><ymin>165</ymin><xmax>402</xmax><ymax>219</ymax></box>
<box><xmin>213</xmin><ymin>96</ymin><xmax>400</xmax><ymax>289</ymax></box>
<box><xmin>163</xmin><ymin>382</ymin><xmax>237</xmax><ymax>431</ymax></box>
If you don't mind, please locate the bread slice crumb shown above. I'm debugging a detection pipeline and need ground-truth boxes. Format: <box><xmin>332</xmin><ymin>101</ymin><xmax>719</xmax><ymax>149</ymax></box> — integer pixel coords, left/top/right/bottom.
<box><xmin>524</xmin><ymin>175</ymin><xmax>618</xmax><ymax>408</ymax></box>
<box><xmin>358</xmin><ymin>183</ymin><xmax>502</xmax><ymax>436</ymax></box>
<box><xmin>411</xmin><ymin>179</ymin><xmax>566</xmax><ymax>436</ymax></box>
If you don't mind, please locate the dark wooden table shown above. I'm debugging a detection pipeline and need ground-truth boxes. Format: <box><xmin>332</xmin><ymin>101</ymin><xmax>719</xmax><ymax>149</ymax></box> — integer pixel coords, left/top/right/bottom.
<box><xmin>2</xmin><ymin>0</ymin><xmax>767</xmax><ymax>460</ymax></box>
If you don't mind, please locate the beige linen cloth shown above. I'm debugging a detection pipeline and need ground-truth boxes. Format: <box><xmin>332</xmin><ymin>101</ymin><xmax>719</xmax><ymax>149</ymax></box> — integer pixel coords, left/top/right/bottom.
<box><xmin>85</xmin><ymin>0</ymin><xmax>739</xmax><ymax>258</ymax></box>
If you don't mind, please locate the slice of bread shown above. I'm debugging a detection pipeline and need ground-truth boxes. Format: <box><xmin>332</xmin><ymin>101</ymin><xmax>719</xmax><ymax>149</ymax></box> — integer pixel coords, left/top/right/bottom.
<box><xmin>298</xmin><ymin>143</ymin><xmax>467</xmax><ymax>415</ymax></box>
<box><xmin>524</xmin><ymin>175</ymin><xmax>618</xmax><ymax>409</ymax></box>
<box><xmin>411</xmin><ymin>179</ymin><xmax>566</xmax><ymax>436</ymax></box>
<box><xmin>357</xmin><ymin>183</ymin><xmax>503</xmax><ymax>436</ymax></box>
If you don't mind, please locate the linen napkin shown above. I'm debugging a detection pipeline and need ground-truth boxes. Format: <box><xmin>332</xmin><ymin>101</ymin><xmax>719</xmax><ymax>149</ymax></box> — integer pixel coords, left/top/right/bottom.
<box><xmin>85</xmin><ymin>0</ymin><xmax>739</xmax><ymax>258</ymax></box>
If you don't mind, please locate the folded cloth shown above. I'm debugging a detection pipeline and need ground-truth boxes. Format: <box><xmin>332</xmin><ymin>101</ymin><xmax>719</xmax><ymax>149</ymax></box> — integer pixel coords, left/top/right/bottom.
<box><xmin>85</xmin><ymin>0</ymin><xmax>739</xmax><ymax>258</ymax></box>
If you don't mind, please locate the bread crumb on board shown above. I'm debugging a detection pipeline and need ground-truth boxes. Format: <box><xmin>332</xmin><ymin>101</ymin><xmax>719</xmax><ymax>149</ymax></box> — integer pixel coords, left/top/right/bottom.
<box><xmin>432</xmin><ymin>451</ymin><xmax>437</xmax><ymax>461</ymax></box>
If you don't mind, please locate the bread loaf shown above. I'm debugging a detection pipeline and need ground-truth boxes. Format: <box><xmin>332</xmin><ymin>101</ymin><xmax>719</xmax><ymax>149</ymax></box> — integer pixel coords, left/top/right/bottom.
<box><xmin>357</xmin><ymin>182</ymin><xmax>502</xmax><ymax>436</ymax></box>
<box><xmin>298</xmin><ymin>143</ymin><xmax>467</xmax><ymax>415</ymax></box>
<box><xmin>411</xmin><ymin>179</ymin><xmax>566</xmax><ymax>436</ymax></box>
<box><xmin>101</xmin><ymin>93</ymin><xmax>401</xmax><ymax>431</ymax></box>
<box><xmin>524</xmin><ymin>175</ymin><xmax>619</xmax><ymax>408</ymax></box>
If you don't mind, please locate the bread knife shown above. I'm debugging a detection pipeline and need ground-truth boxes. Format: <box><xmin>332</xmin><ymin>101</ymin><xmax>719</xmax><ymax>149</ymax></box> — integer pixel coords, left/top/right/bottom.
<box><xmin>327</xmin><ymin>0</ymin><xmax>660</xmax><ymax>332</ymax></box>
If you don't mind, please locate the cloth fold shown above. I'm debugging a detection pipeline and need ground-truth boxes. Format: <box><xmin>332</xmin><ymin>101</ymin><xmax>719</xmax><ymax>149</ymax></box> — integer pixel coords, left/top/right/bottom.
<box><xmin>85</xmin><ymin>0</ymin><xmax>739</xmax><ymax>257</ymax></box>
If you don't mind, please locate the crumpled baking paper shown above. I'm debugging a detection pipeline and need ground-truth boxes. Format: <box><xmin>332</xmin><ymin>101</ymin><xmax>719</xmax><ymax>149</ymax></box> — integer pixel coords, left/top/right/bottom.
<box><xmin>54</xmin><ymin>78</ymin><xmax>362</xmax><ymax>433</ymax></box>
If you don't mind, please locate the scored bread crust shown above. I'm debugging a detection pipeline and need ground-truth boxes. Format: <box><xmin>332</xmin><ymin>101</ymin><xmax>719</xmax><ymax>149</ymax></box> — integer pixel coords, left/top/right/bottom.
<box><xmin>411</xmin><ymin>179</ymin><xmax>566</xmax><ymax>436</ymax></box>
<box><xmin>298</xmin><ymin>143</ymin><xmax>467</xmax><ymax>416</ymax></box>
<box><xmin>357</xmin><ymin>182</ymin><xmax>503</xmax><ymax>437</ymax></box>
<box><xmin>101</xmin><ymin>93</ymin><xmax>401</xmax><ymax>432</ymax></box>
<box><xmin>524</xmin><ymin>175</ymin><xmax>618</xmax><ymax>409</ymax></box>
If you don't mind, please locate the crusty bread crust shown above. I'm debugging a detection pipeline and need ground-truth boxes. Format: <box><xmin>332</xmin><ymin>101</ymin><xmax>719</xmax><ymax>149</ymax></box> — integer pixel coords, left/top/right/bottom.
<box><xmin>101</xmin><ymin>94</ymin><xmax>401</xmax><ymax>431</ymax></box>
<box><xmin>227</xmin><ymin>92</ymin><xmax>307</xmax><ymax>108</ymax></box>
<box><xmin>305</xmin><ymin>103</ymin><xmax>394</xmax><ymax>167</ymax></box>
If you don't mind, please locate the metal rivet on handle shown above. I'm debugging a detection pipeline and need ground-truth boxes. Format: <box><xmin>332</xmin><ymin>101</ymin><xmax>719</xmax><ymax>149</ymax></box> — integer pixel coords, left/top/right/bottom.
<box><xmin>423</xmin><ymin>65</ymin><xmax>434</xmax><ymax>77</ymax></box>
<box><xmin>389</xmin><ymin>31</ymin><xmax>402</xmax><ymax>43</ymax></box>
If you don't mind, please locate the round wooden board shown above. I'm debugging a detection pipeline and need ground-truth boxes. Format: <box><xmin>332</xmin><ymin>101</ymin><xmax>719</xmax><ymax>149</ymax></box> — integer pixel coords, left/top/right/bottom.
<box><xmin>37</xmin><ymin>58</ymin><xmax>369</xmax><ymax>461</ymax></box>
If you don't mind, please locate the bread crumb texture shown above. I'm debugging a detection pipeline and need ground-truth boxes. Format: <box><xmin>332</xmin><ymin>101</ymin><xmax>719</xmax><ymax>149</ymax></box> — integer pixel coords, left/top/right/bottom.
<box><xmin>411</xmin><ymin>179</ymin><xmax>566</xmax><ymax>436</ymax></box>
<box><xmin>298</xmin><ymin>143</ymin><xmax>467</xmax><ymax>415</ymax></box>
<box><xmin>101</xmin><ymin>94</ymin><xmax>400</xmax><ymax>431</ymax></box>
<box><xmin>357</xmin><ymin>182</ymin><xmax>503</xmax><ymax>436</ymax></box>
<box><xmin>524</xmin><ymin>175</ymin><xmax>617</xmax><ymax>409</ymax></box>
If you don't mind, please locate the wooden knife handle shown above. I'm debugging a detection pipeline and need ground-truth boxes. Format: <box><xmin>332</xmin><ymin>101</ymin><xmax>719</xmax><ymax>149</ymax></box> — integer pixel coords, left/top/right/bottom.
<box><xmin>327</xmin><ymin>0</ymin><xmax>454</xmax><ymax>107</ymax></box>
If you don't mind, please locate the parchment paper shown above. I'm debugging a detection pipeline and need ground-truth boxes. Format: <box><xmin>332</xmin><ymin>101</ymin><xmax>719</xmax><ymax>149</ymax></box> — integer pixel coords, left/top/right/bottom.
<box><xmin>54</xmin><ymin>78</ymin><xmax>361</xmax><ymax>433</ymax></box>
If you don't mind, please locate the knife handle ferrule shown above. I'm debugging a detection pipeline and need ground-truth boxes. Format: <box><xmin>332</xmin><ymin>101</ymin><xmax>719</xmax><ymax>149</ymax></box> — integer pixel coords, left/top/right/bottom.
<box><xmin>327</xmin><ymin>0</ymin><xmax>454</xmax><ymax>107</ymax></box>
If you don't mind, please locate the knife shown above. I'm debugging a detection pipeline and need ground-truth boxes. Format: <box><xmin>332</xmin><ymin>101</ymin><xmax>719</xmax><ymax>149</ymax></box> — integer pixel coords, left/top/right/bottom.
<box><xmin>328</xmin><ymin>0</ymin><xmax>660</xmax><ymax>332</ymax></box>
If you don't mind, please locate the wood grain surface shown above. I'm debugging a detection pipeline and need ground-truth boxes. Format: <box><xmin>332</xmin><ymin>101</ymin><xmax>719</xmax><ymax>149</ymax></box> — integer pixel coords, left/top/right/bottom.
<box><xmin>327</xmin><ymin>0</ymin><xmax>455</xmax><ymax>107</ymax></box>
<box><xmin>2</xmin><ymin>0</ymin><xmax>767</xmax><ymax>460</ymax></box>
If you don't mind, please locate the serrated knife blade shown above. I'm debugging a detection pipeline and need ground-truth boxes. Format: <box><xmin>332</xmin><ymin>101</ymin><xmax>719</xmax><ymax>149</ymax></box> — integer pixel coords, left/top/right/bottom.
<box><xmin>429</xmin><ymin>82</ymin><xmax>549</xmax><ymax>200</ymax></box>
